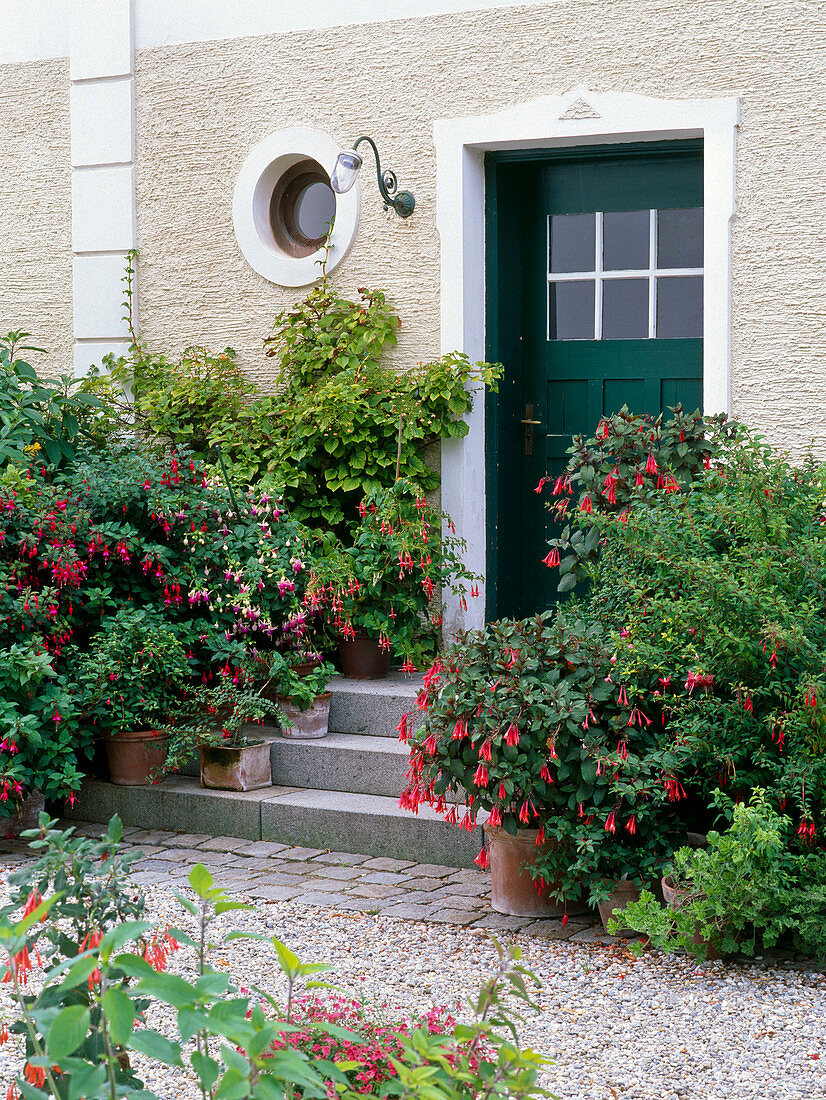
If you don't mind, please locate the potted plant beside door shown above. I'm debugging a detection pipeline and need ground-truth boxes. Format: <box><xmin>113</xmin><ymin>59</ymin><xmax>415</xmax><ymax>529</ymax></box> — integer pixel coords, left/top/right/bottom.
<box><xmin>305</xmin><ymin>479</ymin><xmax>479</xmax><ymax>676</ymax></box>
<box><xmin>250</xmin><ymin>650</ymin><xmax>336</xmax><ymax>739</ymax></box>
<box><xmin>76</xmin><ymin>609</ymin><xmax>192</xmax><ymax>786</ymax></box>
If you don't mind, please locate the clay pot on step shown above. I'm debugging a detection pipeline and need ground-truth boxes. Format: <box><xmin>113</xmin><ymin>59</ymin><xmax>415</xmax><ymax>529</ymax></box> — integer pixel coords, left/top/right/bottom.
<box><xmin>3</xmin><ymin>789</ymin><xmax>46</xmax><ymax>837</ymax></box>
<box><xmin>597</xmin><ymin>880</ymin><xmax>642</xmax><ymax>935</ymax></box>
<box><xmin>661</xmin><ymin>874</ymin><xmax>722</xmax><ymax>960</ymax></box>
<box><xmin>200</xmin><ymin>739</ymin><xmax>273</xmax><ymax>792</ymax></box>
<box><xmin>338</xmin><ymin>635</ymin><xmax>391</xmax><ymax>680</ymax></box>
<box><xmin>483</xmin><ymin>823</ymin><xmax>588</xmax><ymax>919</ymax></box>
<box><xmin>277</xmin><ymin>693</ymin><xmax>332</xmax><ymax>739</ymax></box>
<box><xmin>105</xmin><ymin>730</ymin><xmax>169</xmax><ymax>786</ymax></box>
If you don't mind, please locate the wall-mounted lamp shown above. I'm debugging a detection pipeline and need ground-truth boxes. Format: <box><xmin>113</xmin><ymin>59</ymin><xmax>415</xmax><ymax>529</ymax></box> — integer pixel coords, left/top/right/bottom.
<box><xmin>331</xmin><ymin>136</ymin><xmax>415</xmax><ymax>218</ymax></box>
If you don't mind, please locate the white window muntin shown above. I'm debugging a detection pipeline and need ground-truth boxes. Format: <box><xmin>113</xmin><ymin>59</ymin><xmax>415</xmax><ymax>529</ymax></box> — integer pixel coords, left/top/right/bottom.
<box><xmin>546</xmin><ymin>208</ymin><xmax>704</xmax><ymax>340</ymax></box>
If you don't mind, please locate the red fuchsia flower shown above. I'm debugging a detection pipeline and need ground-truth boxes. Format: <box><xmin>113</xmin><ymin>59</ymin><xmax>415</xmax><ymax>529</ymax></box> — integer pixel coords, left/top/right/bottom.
<box><xmin>685</xmin><ymin>670</ymin><xmax>715</xmax><ymax>694</ymax></box>
<box><xmin>645</xmin><ymin>453</ymin><xmax>658</xmax><ymax>475</ymax></box>
<box><xmin>772</xmin><ymin>724</ymin><xmax>785</xmax><ymax>751</ymax></box>
<box><xmin>543</xmin><ymin>547</ymin><xmax>560</xmax><ymax>568</ymax></box>
<box><xmin>23</xmin><ymin>1065</ymin><xmax>46</xmax><ymax>1089</ymax></box>
<box><xmin>474</xmin><ymin>846</ymin><xmax>489</xmax><ymax>869</ymax></box>
<box><xmin>798</xmin><ymin>819</ymin><xmax>816</xmax><ymax>844</ymax></box>
<box><xmin>473</xmin><ymin>763</ymin><xmax>489</xmax><ymax>787</ymax></box>
<box><xmin>664</xmin><ymin>775</ymin><xmax>687</xmax><ymax>802</ymax></box>
<box><xmin>627</xmin><ymin>706</ymin><xmax>651</xmax><ymax>727</ymax></box>
<box><xmin>617</xmin><ymin>683</ymin><xmax>629</xmax><ymax>707</ymax></box>
<box><xmin>423</xmin><ymin>732</ymin><xmax>438</xmax><ymax>756</ymax></box>
<box><xmin>562</xmin><ymin>913</ymin><xmax>569</xmax><ymax>928</ymax></box>
<box><xmin>505</xmin><ymin>723</ymin><xmax>520</xmax><ymax>747</ymax></box>
<box><xmin>744</xmin><ymin>695</ymin><xmax>754</xmax><ymax>712</ymax></box>
<box><xmin>488</xmin><ymin>806</ymin><xmax>502</xmax><ymax>827</ymax></box>
<box><xmin>396</xmin><ymin>713</ymin><xmax>411</xmax><ymax>742</ymax></box>
<box><xmin>479</xmin><ymin>739</ymin><xmax>492</xmax><ymax>762</ymax></box>
<box><xmin>518</xmin><ymin>801</ymin><xmax>530</xmax><ymax>825</ymax></box>
<box><xmin>604</xmin><ymin>811</ymin><xmax>616</xmax><ymax>833</ymax></box>
<box><xmin>452</xmin><ymin>718</ymin><xmax>468</xmax><ymax>741</ymax></box>
<box><xmin>616</xmin><ymin>740</ymin><xmax>628</xmax><ymax>761</ymax></box>
<box><xmin>535</xmin><ymin>825</ymin><xmax>545</xmax><ymax>846</ymax></box>
<box><xmin>459</xmin><ymin>811</ymin><xmax>475</xmax><ymax>832</ymax></box>
<box><xmin>663</xmin><ymin>475</ymin><xmax>680</xmax><ymax>493</ymax></box>
<box><xmin>2</xmin><ymin>944</ymin><xmax>34</xmax><ymax>985</ymax></box>
<box><xmin>534</xmin><ymin>476</ymin><xmax>549</xmax><ymax>494</ymax></box>
<box><xmin>580</xmin><ymin>495</ymin><xmax>593</xmax><ymax>514</ymax></box>
<box><xmin>805</xmin><ymin>689</ymin><xmax>818</xmax><ymax>707</ymax></box>
<box><xmin>540</xmin><ymin>764</ymin><xmax>553</xmax><ymax>783</ymax></box>
<box><xmin>21</xmin><ymin>891</ymin><xmax>44</xmax><ymax>921</ymax></box>
<box><xmin>498</xmin><ymin>782</ymin><xmax>507</xmax><ymax>800</ymax></box>
<box><xmin>625</xmin><ymin>814</ymin><xmax>637</xmax><ymax>835</ymax></box>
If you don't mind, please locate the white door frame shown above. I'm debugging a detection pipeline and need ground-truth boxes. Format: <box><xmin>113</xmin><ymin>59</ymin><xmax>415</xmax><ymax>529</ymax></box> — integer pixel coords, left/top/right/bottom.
<box><xmin>434</xmin><ymin>86</ymin><xmax>739</xmax><ymax>636</ymax></box>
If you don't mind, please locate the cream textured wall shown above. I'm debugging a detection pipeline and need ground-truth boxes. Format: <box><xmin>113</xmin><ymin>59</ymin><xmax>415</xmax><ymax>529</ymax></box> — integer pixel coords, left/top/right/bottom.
<box><xmin>134</xmin><ymin>0</ymin><xmax>826</xmax><ymax>455</ymax></box>
<box><xmin>0</xmin><ymin>58</ymin><xmax>73</xmax><ymax>377</ymax></box>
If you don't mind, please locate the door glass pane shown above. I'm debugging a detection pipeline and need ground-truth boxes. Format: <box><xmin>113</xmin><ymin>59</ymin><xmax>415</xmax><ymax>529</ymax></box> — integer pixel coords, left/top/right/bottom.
<box><xmin>602</xmin><ymin>278</ymin><xmax>648</xmax><ymax>339</ymax></box>
<box><xmin>603</xmin><ymin>210</ymin><xmax>649</xmax><ymax>270</ymax></box>
<box><xmin>549</xmin><ymin>280</ymin><xmax>595</xmax><ymax>340</ymax></box>
<box><xmin>549</xmin><ymin>214</ymin><xmax>595</xmax><ymax>273</ymax></box>
<box><xmin>657</xmin><ymin>207</ymin><xmax>703</xmax><ymax>268</ymax></box>
<box><xmin>657</xmin><ymin>276</ymin><xmax>703</xmax><ymax>338</ymax></box>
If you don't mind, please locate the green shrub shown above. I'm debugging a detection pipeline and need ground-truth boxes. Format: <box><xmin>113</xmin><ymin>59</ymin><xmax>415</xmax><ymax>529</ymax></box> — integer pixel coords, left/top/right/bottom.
<box><xmin>613</xmin><ymin>791</ymin><xmax>826</xmax><ymax>959</ymax></box>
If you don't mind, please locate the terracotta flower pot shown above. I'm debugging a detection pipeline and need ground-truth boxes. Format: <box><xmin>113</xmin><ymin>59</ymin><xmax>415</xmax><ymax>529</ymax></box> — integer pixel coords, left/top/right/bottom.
<box><xmin>338</xmin><ymin>635</ymin><xmax>391</xmax><ymax>680</ymax></box>
<box><xmin>597</xmin><ymin>880</ymin><xmax>642</xmax><ymax>935</ymax></box>
<box><xmin>277</xmin><ymin>693</ymin><xmax>332</xmax><ymax>739</ymax></box>
<box><xmin>661</xmin><ymin>874</ymin><xmax>722</xmax><ymax>959</ymax></box>
<box><xmin>200</xmin><ymin>740</ymin><xmax>272</xmax><ymax>791</ymax></box>
<box><xmin>483</xmin><ymin>823</ymin><xmax>589</xmax><ymax>919</ymax></box>
<box><xmin>105</xmin><ymin>729</ymin><xmax>169</xmax><ymax>786</ymax></box>
<box><xmin>3</xmin><ymin>789</ymin><xmax>46</xmax><ymax>837</ymax></box>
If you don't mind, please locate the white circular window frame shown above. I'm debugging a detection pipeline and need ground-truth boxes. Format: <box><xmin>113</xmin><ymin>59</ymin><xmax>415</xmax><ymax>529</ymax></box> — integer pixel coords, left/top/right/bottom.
<box><xmin>232</xmin><ymin>127</ymin><xmax>360</xmax><ymax>287</ymax></box>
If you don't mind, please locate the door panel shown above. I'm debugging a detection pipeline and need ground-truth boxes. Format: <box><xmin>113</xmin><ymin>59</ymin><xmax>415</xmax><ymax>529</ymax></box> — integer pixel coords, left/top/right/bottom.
<box><xmin>486</xmin><ymin>142</ymin><xmax>703</xmax><ymax>621</ymax></box>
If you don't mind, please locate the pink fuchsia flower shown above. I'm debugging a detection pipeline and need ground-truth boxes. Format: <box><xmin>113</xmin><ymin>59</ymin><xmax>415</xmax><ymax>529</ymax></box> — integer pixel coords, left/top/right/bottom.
<box><xmin>685</xmin><ymin>670</ymin><xmax>715</xmax><ymax>694</ymax></box>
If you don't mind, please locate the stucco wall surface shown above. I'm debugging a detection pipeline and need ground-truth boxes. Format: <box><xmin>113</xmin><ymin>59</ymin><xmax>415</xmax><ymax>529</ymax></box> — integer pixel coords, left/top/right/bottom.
<box><xmin>134</xmin><ymin>0</ymin><xmax>826</xmax><ymax>455</ymax></box>
<box><xmin>0</xmin><ymin>58</ymin><xmax>73</xmax><ymax>378</ymax></box>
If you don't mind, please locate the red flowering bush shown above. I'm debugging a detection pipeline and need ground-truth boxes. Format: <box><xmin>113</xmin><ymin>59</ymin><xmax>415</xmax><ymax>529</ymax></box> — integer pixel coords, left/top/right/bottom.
<box><xmin>305</xmin><ymin>478</ymin><xmax>480</xmax><ymax>668</ymax></box>
<box><xmin>581</xmin><ymin>423</ymin><xmax>826</xmax><ymax>844</ymax></box>
<box><xmin>401</xmin><ymin>615</ymin><xmax>684</xmax><ymax>904</ymax></box>
<box><xmin>539</xmin><ymin>404</ymin><xmax>725</xmax><ymax>594</ymax></box>
<box><xmin>272</xmin><ymin>994</ymin><xmax>470</xmax><ymax>1094</ymax></box>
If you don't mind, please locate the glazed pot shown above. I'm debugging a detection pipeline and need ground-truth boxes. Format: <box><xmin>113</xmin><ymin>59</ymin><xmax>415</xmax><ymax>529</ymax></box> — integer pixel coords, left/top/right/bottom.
<box><xmin>3</xmin><ymin>789</ymin><xmax>46</xmax><ymax>837</ymax></box>
<box><xmin>200</xmin><ymin>739</ymin><xmax>272</xmax><ymax>792</ymax></box>
<box><xmin>483</xmin><ymin>823</ymin><xmax>588</xmax><ymax>919</ymax></box>
<box><xmin>661</xmin><ymin>874</ymin><xmax>722</xmax><ymax>960</ymax></box>
<box><xmin>277</xmin><ymin>692</ymin><xmax>332</xmax><ymax>739</ymax></box>
<box><xmin>338</xmin><ymin>635</ymin><xmax>391</xmax><ymax>680</ymax></box>
<box><xmin>105</xmin><ymin>729</ymin><xmax>169</xmax><ymax>786</ymax></box>
<box><xmin>597</xmin><ymin>880</ymin><xmax>642</xmax><ymax>935</ymax></box>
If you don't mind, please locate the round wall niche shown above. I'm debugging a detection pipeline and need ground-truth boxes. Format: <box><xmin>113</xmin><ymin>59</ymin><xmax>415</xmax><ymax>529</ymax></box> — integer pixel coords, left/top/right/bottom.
<box><xmin>233</xmin><ymin>128</ymin><xmax>359</xmax><ymax>287</ymax></box>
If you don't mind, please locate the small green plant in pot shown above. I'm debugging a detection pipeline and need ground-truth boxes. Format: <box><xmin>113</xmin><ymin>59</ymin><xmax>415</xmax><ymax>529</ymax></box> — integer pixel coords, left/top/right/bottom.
<box><xmin>75</xmin><ymin>608</ymin><xmax>192</xmax><ymax>785</ymax></box>
<box><xmin>251</xmin><ymin>650</ymin><xmax>336</xmax><ymax>739</ymax></box>
<box><xmin>611</xmin><ymin>790</ymin><xmax>826</xmax><ymax>960</ymax></box>
<box><xmin>162</xmin><ymin>676</ymin><xmax>274</xmax><ymax>791</ymax></box>
<box><xmin>305</xmin><ymin>478</ymin><xmax>480</xmax><ymax>675</ymax></box>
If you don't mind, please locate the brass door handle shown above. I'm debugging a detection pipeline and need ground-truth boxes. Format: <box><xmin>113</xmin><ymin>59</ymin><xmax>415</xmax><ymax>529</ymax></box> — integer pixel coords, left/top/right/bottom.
<box><xmin>522</xmin><ymin>404</ymin><xmax>541</xmax><ymax>456</ymax></box>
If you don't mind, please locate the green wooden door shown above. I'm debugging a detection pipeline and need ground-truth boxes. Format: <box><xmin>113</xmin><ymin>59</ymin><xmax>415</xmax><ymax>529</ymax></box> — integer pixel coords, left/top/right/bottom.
<box><xmin>486</xmin><ymin>142</ymin><xmax>704</xmax><ymax>620</ymax></box>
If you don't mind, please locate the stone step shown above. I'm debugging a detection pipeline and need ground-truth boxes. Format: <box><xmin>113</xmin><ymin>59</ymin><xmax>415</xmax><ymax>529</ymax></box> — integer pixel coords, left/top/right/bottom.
<box><xmin>328</xmin><ymin>673</ymin><xmax>424</xmax><ymax>738</ymax></box>
<box><xmin>179</xmin><ymin>730</ymin><xmax>411</xmax><ymax>799</ymax></box>
<box><xmin>269</xmin><ymin>733</ymin><xmax>410</xmax><ymax>797</ymax></box>
<box><xmin>66</xmin><ymin>777</ymin><xmax>485</xmax><ymax>868</ymax></box>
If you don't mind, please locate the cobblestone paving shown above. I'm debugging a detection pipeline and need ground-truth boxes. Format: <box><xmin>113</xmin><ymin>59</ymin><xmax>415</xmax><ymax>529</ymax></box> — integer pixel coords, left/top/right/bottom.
<box><xmin>0</xmin><ymin>820</ymin><xmax>604</xmax><ymax>941</ymax></box>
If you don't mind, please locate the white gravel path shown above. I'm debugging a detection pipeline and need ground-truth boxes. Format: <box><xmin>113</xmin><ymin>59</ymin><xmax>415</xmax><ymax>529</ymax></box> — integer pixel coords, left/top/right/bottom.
<box><xmin>0</xmin><ymin>879</ymin><xmax>823</xmax><ymax>1099</ymax></box>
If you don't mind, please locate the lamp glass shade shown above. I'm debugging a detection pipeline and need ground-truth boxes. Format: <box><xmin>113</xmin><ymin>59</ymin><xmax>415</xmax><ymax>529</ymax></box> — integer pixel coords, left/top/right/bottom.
<box><xmin>330</xmin><ymin>150</ymin><xmax>363</xmax><ymax>194</ymax></box>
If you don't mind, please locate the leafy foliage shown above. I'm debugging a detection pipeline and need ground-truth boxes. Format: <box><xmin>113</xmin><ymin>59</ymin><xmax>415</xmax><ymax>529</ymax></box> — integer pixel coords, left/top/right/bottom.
<box><xmin>305</xmin><ymin>479</ymin><xmax>480</xmax><ymax>666</ymax></box>
<box><xmin>613</xmin><ymin>791</ymin><xmax>826</xmax><ymax>960</ymax></box>
<box><xmin>0</xmin><ymin>819</ymin><xmax>554</xmax><ymax>1100</ymax></box>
